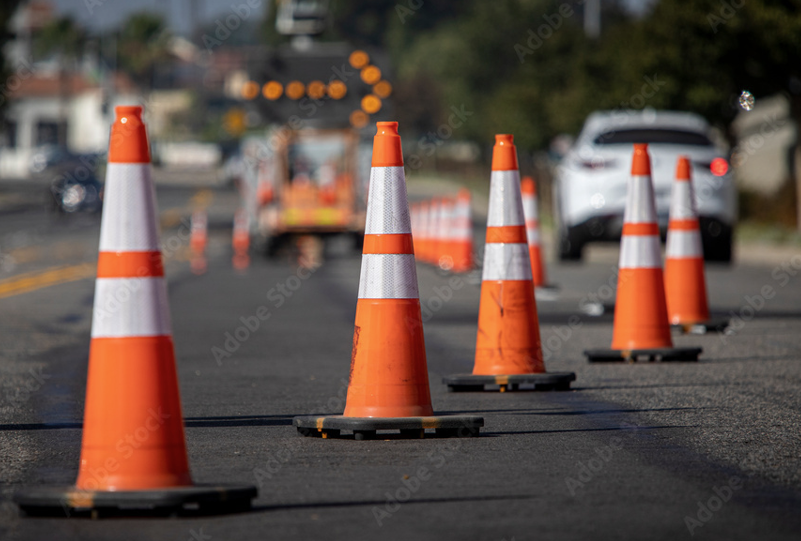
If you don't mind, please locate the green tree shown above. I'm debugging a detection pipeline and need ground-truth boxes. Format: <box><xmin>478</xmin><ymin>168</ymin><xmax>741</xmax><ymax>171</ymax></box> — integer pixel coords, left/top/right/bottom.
<box><xmin>117</xmin><ymin>12</ymin><xmax>171</xmax><ymax>87</ymax></box>
<box><xmin>32</xmin><ymin>15</ymin><xmax>89</xmax><ymax>146</ymax></box>
<box><xmin>0</xmin><ymin>0</ymin><xmax>23</xmax><ymax>123</ymax></box>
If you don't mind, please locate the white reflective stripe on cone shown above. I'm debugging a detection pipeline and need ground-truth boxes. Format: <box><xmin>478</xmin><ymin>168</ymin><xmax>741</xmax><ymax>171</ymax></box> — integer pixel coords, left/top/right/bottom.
<box><xmin>619</xmin><ymin>235</ymin><xmax>663</xmax><ymax>269</ymax></box>
<box><xmin>358</xmin><ymin>254</ymin><xmax>420</xmax><ymax>299</ymax></box>
<box><xmin>365</xmin><ymin>167</ymin><xmax>411</xmax><ymax>234</ymax></box>
<box><xmin>623</xmin><ymin>175</ymin><xmax>659</xmax><ymax>224</ymax></box>
<box><xmin>91</xmin><ymin>277</ymin><xmax>172</xmax><ymax>338</ymax></box>
<box><xmin>452</xmin><ymin>226</ymin><xmax>472</xmax><ymax>239</ymax></box>
<box><xmin>522</xmin><ymin>196</ymin><xmax>539</xmax><ymax>221</ymax></box>
<box><xmin>487</xmin><ymin>170</ymin><xmax>525</xmax><ymax>227</ymax></box>
<box><xmin>99</xmin><ymin>163</ymin><xmax>160</xmax><ymax>252</ymax></box>
<box><xmin>443</xmin><ymin>205</ymin><xmax>459</xmax><ymax>240</ymax></box>
<box><xmin>439</xmin><ymin>204</ymin><xmax>451</xmax><ymax>239</ymax></box>
<box><xmin>669</xmin><ymin>181</ymin><xmax>697</xmax><ymax>220</ymax></box>
<box><xmin>527</xmin><ymin>227</ymin><xmax>540</xmax><ymax>245</ymax></box>
<box><xmin>482</xmin><ymin>243</ymin><xmax>532</xmax><ymax>281</ymax></box>
<box><xmin>666</xmin><ymin>230</ymin><xmax>703</xmax><ymax>258</ymax></box>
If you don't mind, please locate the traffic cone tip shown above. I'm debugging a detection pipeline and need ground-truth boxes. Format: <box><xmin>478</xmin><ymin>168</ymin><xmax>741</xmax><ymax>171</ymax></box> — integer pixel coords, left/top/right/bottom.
<box><xmin>491</xmin><ymin>134</ymin><xmax>519</xmax><ymax>171</ymax></box>
<box><xmin>521</xmin><ymin>176</ymin><xmax>536</xmax><ymax>195</ymax></box>
<box><xmin>371</xmin><ymin>121</ymin><xmax>403</xmax><ymax>167</ymax></box>
<box><xmin>109</xmin><ymin>105</ymin><xmax>150</xmax><ymax>164</ymax></box>
<box><xmin>631</xmin><ymin>143</ymin><xmax>651</xmax><ymax>176</ymax></box>
<box><xmin>676</xmin><ymin>155</ymin><xmax>691</xmax><ymax>180</ymax></box>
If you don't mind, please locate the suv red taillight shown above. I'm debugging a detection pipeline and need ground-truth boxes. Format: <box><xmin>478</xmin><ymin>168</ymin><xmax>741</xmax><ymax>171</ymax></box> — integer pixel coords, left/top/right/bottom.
<box><xmin>710</xmin><ymin>157</ymin><xmax>729</xmax><ymax>176</ymax></box>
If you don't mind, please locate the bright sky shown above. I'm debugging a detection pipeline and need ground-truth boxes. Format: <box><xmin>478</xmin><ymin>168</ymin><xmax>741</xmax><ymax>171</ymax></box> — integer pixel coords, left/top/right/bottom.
<box><xmin>50</xmin><ymin>0</ymin><xmax>653</xmax><ymax>36</ymax></box>
<box><xmin>50</xmin><ymin>0</ymin><xmax>270</xmax><ymax>35</ymax></box>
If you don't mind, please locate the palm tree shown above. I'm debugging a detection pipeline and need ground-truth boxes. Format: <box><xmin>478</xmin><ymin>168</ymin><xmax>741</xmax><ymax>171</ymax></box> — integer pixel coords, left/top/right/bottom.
<box><xmin>34</xmin><ymin>16</ymin><xmax>87</xmax><ymax>146</ymax></box>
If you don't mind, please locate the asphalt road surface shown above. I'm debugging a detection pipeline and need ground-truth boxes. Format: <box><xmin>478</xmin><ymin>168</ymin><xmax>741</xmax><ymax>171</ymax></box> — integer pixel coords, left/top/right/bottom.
<box><xmin>0</xmin><ymin>176</ymin><xmax>800</xmax><ymax>541</ymax></box>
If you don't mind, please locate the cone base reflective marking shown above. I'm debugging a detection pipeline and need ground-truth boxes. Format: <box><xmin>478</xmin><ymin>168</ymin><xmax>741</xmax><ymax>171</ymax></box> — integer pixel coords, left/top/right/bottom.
<box><xmin>670</xmin><ymin>318</ymin><xmax>730</xmax><ymax>335</ymax></box>
<box><xmin>442</xmin><ymin>372</ymin><xmax>575</xmax><ymax>392</ymax></box>
<box><xmin>13</xmin><ymin>484</ymin><xmax>257</xmax><ymax>518</ymax></box>
<box><xmin>584</xmin><ymin>347</ymin><xmax>702</xmax><ymax>363</ymax></box>
<box><xmin>293</xmin><ymin>415</ymin><xmax>483</xmax><ymax>440</ymax></box>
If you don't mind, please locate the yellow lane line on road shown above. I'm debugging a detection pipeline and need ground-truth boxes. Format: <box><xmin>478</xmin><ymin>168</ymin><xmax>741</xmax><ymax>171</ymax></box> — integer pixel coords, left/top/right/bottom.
<box><xmin>160</xmin><ymin>189</ymin><xmax>215</xmax><ymax>229</ymax></box>
<box><xmin>0</xmin><ymin>188</ymin><xmax>215</xmax><ymax>300</ymax></box>
<box><xmin>0</xmin><ymin>263</ymin><xmax>96</xmax><ymax>300</ymax></box>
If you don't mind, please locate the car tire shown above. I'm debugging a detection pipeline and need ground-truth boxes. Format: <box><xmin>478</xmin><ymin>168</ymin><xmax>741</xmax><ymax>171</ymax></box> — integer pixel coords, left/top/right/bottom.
<box><xmin>558</xmin><ymin>226</ymin><xmax>584</xmax><ymax>261</ymax></box>
<box><xmin>701</xmin><ymin>222</ymin><xmax>734</xmax><ymax>264</ymax></box>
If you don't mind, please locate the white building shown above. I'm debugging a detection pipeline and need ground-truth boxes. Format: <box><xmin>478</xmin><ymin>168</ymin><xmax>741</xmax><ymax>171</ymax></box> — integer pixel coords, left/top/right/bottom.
<box><xmin>0</xmin><ymin>70</ymin><xmax>140</xmax><ymax>179</ymax></box>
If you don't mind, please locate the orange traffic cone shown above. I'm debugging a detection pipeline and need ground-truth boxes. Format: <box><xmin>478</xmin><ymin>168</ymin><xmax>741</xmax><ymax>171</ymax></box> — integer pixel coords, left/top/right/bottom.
<box><xmin>438</xmin><ymin>197</ymin><xmax>455</xmax><ymax>271</ymax></box>
<box><xmin>665</xmin><ymin>157</ymin><xmax>728</xmax><ymax>333</ymax></box>
<box><xmin>189</xmin><ymin>208</ymin><xmax>207</xmax><ymax>275</ymax></box>
<box><xmin>521</xmin><ymin>176</ymin><xmax>554</xmax><ymax>290</ymax></box>
<box><xmin>410</xmin><ymin>202</ymin><xmax>420</xmax><ymax>256</ymax></box>
<box><xmin>294</xmin><ymin>122</ymin><xmax>482</xmax><ymax>439</ymax></box>
<box><xmin>256</xmin><ymin>160</ymin><xmax>274</xmax><ymax>206</ymax></box>
<box><xmin>450</xmin><ymin>189</ymin><xmax>474</xmax><ymax>273</ymax></box>
<box><xmin>429</xmin><ymin>197</ymin><xmax>442</xmax><ymax>266</ymax></box>
<box><xmin>443</xmin><ymin>135</ymin><xmax>575</xmax><ymax>392</ymax></box>
<box><xmin>14</xmin><ymin>106</ymin><xmax>256</xmax><ymax>517</ymax></box>
<box><xmin>584</xmin><ymin>144</ymin><xmax>702</xmax><ymax>363</ymax></box>
<box><xmin>418</xmin><ymin>200</ymin><xmax>431</xmax><ymax>265</ymax></box>
<box><xmin>232</xmin><ymin>208</ymin><xmax>250</xmax><ymax>271</ymax></box>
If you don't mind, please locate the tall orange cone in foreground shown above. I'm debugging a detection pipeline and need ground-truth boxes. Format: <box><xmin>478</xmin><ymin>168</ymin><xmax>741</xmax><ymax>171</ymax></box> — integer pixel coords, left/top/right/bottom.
<box><xmin>521</xmin><ymin>176</ymin><xmax>551</xmax><ymax>289</ymax></box>
<box><xmin>14</xmin><ymin>106</ymin><xmax>256</xmax><ymax>517</ymax></box>
<box><xmin>450</xmin><ymin>189</ymin><xmax>474</xmax><ymax>273</ymax></box>
<box><xmin>584</xmin><ymin>144</ymin><xmax>702</xmax><ymax>363</ymax></box>
<box><xmin>294</xmin><ymin>122</ymin><xmax>482</xmax><ymax>439</ymax></box>
<box><xmin>443</xmin><ymin>135</ymin><xmax>575</xmax><ymax>392</ymax></box>
<box><xmin>665</xmin><ymin>157</ymin><xmax>728</xmax><ymax>333</ymax></box>
<box><xmin>232</xmin><ymin>208</ymin><xmax>250</xmax><ymax>271</ymax></box>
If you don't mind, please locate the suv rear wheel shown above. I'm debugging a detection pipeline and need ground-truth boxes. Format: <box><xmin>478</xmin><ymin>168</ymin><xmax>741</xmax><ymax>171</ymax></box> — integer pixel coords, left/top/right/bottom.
<box><xmin>558</xmin><ymin>226</ymin><xmax>585</xmax><ymax>261</ymax></box>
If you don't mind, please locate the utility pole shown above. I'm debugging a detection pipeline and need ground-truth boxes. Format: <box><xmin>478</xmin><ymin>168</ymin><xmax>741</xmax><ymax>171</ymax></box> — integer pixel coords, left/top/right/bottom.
<box><xmin>584</xmin><ymin>0</ymin><xmax>600</xmax><ymax>39</ymax></box>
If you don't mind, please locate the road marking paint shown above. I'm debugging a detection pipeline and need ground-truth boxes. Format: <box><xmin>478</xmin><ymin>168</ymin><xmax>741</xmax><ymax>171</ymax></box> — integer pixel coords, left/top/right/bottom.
<box><xmin>0</xmin><ymin>263</ymin><xmax>96</xmax><ymax>300</ymax></box>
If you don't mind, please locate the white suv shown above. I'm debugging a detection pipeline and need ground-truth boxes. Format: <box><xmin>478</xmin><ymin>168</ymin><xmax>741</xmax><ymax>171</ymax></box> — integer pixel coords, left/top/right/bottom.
<box><xmin>553</xmin><ymin>110</ymin><xmax>737</xmax><ymax>262</ymax></box>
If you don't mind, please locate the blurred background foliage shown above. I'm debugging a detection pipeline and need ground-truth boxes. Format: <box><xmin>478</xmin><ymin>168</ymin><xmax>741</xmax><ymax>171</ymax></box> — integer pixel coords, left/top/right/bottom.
<box><xmin>261</xmin><ymin>0</ymin><xmax>801</xmax><ymax>153</ymax></box>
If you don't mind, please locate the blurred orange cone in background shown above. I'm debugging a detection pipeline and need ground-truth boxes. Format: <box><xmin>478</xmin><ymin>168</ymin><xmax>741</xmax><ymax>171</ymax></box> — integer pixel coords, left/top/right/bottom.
<box><xmin>419</xmin><ymin>200</ymin><xmax>431</xmax><ymax>264</ymax></box>
<box><xmin>232</xmin><ymin>208</ymin><xmax>250</xmax><ymax>271</ymax></box>
<box><xmin>294</xmin><ymin>122</ymin><xmax>482</xmax><ymax>439</ymax></box>
<box><xmin>438</xmin><ymin>197</ymin><xmax>455</xmax><ymax>271</ymax></box>
<box><xmin>665</xmin><ymin>157</ymin><xmax>729</xmax><ymax>333</ymax></box>
<box><xmin>521</xmin><ymin>176</ymin><xmax>551</xmax><ymax>289</ymax></box>
<box><xmin>429</xmin><ymin>197</ymin><xmax>442</xmax><ymax>266</ymax></box>
<box><xmin>13</xmin><ymin>105</ymin><xmax>256</xmax><ymax>517</ymax></box>
<box><xmin>584</xmin><ymin>144</ymin><xmax>702</xmax><ymax>363</ymax></box>
<box><xmin>450</xmin><ymin>188</ymin><xmax>474</xmax><ymax>273</ymax></box>
<box><xmin>443</xmin><ymin>135</ymin><xmax>575</xmax><ymax>392</ymax></box>
<box><xmin>410</xmin><ymin>202</ymin><xmax>420</xmax><ymax>256</ymax></box>
<box><xmin>189</xmin><ymin>208</ymin><xmax>208</xmax><ymax>275</ymax></box>
<box><xmin>256</xmin><ymin>160</ymin><xmax>274</xmax><ymax>206</ymax></box>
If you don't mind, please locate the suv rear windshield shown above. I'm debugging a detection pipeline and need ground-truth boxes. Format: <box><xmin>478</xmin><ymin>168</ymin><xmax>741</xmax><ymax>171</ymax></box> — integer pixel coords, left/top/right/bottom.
<box><xmin>593</xmin><ymin>129</ymin><xmax>713</xmax><ymax>146</ymax></box>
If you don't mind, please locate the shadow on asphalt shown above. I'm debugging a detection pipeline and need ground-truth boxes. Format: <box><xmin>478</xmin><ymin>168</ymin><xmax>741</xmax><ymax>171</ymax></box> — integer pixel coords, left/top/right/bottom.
<box><xmin>482</xmin><ymin>424</ymin><xmax>695</xmax><ymax>436</ymax></box>
<box><xmin>0</xmin><ymin>415</ymin><xmax>295</xmax><ymax>431</ymax></box>
<box><xmin>249</xmin><ymin>493</ymin><xmax>535</xmax><ymax>514</ymax></box>
<box><xmin>184</xmin><ymin>415</ymin><xmax>293</xmax><ymax>428</ymax></box>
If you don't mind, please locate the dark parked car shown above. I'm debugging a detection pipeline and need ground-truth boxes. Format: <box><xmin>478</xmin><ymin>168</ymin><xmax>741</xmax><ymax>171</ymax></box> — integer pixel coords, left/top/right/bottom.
<box><xmin>48</xmin><ymin>173</ymin><xmax>103</xmax><ymax>214</ymax></box>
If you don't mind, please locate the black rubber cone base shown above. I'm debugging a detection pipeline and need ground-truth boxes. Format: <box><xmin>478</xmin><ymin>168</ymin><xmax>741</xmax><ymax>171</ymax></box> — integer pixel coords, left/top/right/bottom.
<box><xmin>13</xmin><ymin>483</ymin><xmax>257</xmax><ymax>518</ymax></box>
<box><xmin>671</xmin><ymin>318</ymin><xmax>730</xmax><ymax>335</ymax></box>
<box><xmin>442</xmin><ymin>372</ymin><xmax>575</xmax><ymax>392</ymax></box>
<box><xmin>293</xmin><ymin>415</ymin><xmax>483</xmax><ymax>440</ymax></box>
<box><xmin>584</xmin><ymin>347</ymin><xmax>702</xmax><ymax>363</ymax></box>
